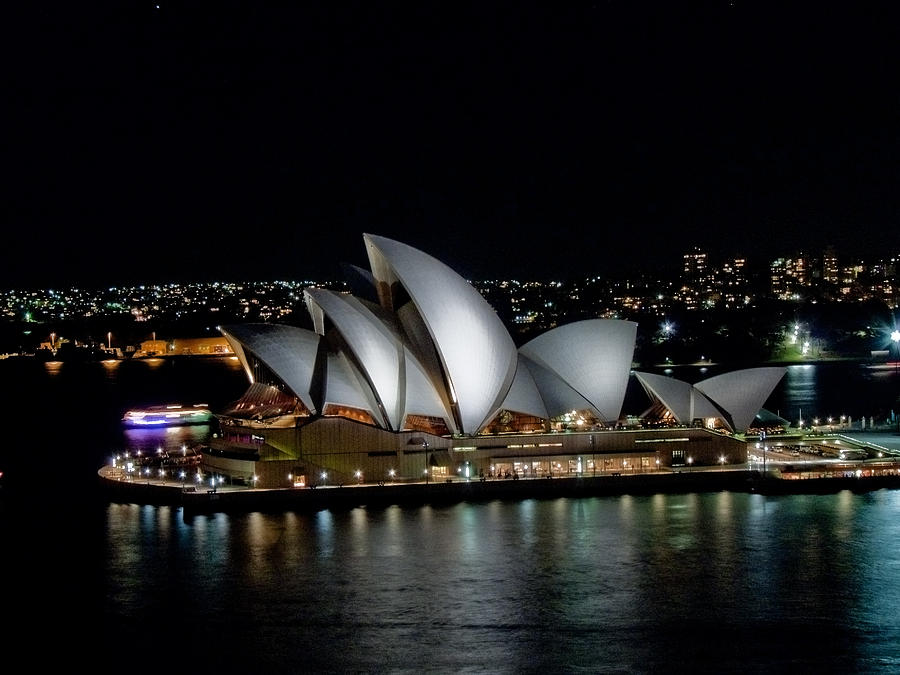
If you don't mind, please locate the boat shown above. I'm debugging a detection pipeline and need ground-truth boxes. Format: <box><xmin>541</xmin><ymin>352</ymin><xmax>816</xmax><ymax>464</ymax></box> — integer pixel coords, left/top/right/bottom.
<box><xmin>122</xmin><ymin>404</ymin><xmax>214</xmax><ymax>427</ymax></box>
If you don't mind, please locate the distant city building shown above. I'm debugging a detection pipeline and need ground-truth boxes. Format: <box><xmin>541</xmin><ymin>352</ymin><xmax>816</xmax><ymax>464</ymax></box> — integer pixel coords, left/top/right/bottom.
<box><xmin>134</xmin><ymin>337</ymin><xmax>233</xmax><ymax>358</ymax></box>
<box><xmin>823</xmin><ymin>245</ymin><xmax>839</xmax><ymax>284</ymax></box>
<box><xmin>770</xmin><ymin>253</ymin><xmax>810</xmax><ymax>300</ymax></box>
<box><xmin>680</xmin><ymin>246</ymin><xmax>713</xmax><ymax>310</ymax></box>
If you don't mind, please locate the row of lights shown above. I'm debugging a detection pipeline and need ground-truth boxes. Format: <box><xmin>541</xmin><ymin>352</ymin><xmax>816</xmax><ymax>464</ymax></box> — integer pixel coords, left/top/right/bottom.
<box><xmin>800</xmin><ymin>415</ymin><xmax>849</xmax><ymax>429</ymax></box>
<box><xmin>113</xmin><ymin>451</ymin><xmax>237</xmax><ymax>490</ymax></box>
<box><xmin>123</xmin><ymin>457</ymin><xmax>743</xmax><ymax>488</ymax></box>
<box><xmin>116</xmin><ymin>453</ymin><xmax>743</xmax><ymax>489</ymax></box>
<box><xmin>279</xmin><ymin>466</ymin><xmax>442</xmax><ymax>488</ymax></box>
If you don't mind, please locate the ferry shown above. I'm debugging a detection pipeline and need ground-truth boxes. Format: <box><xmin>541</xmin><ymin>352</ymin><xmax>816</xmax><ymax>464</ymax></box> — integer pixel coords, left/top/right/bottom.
<box><xmin>122</xmin><ymin>404</ymin><xmax>214</xmax><ymax>427</ymax></box>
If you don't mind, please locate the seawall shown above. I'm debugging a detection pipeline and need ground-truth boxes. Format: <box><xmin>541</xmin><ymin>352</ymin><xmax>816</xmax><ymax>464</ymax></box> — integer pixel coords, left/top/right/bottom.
<box><xmin>99</xmin><ymin>469</ymin><xmax>756</xmax><ymax>514</ymax></box>
<box><xmin>97</xmin><ymin>464</ymin><xmax>900</xmax><ymax>514</ymax></box>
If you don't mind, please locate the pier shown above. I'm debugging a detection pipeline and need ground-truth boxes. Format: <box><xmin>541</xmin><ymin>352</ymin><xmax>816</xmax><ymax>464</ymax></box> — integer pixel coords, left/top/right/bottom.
<box><xmin>96</xmin><ymin>460</ymin><xmax>900</xmax><ymax>515</ymax></box>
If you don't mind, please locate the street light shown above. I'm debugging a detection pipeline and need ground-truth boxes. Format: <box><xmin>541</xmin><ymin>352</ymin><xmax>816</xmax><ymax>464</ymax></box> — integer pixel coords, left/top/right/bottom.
<box><xmin>893</xmin><ymin>329</ymin><xmax>900</xmax><ymax>429</ymax></box>
<box><xmin>687</xmin><ymin>456</ymin><xmax>693</xmax><ymax>472</ymax></box>
<box><xmin>589</xmin><ymin>434</ymin><xmax>595</xmax><ymax>476</ymax></box>
<box><xmin>423</xmin><ymin>440</ymin><xmax>430</xmax><ymax>484</ymax></box>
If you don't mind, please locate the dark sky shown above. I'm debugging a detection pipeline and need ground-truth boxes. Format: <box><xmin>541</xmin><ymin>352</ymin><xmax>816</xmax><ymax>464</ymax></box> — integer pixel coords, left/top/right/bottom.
<box><xmin>5</xmin><ymin>2</ymin><xmax>900</xmax><ymax>287</ymax></box>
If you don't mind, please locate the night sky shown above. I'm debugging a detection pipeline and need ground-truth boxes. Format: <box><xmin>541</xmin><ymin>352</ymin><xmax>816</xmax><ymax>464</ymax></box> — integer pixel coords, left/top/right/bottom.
<box><xmin>5</xmin><ymin>2</ymin><xmax>900</xmax><ymax>287</ymax></box>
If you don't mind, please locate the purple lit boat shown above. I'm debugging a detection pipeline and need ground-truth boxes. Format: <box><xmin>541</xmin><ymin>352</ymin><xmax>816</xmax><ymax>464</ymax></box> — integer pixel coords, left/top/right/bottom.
<box><xmin>122</xmin><ymin>404</ymin><xmax>214</xmax><ymax>427</ymax></box>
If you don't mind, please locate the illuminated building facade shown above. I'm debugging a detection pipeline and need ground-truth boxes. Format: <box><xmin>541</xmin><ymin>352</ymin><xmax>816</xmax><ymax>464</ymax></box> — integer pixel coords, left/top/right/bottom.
<box><xmin>204</xmin><ymin>234</ymin><xmax>785</xmax><ymax>488</ymax></box>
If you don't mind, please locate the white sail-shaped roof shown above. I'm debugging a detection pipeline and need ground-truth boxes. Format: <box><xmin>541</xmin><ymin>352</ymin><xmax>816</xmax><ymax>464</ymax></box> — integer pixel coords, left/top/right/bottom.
<box><xmin>519</xmin><ymin>356</ymin><xmax>600</xmax><ymax>420</ymax></box>
<box><xmin>634</xmin><ymin>371</ymin><xmax>693</xmax><ymax>422</ymax></box>
<box><xmin>219</xmin><ymin>236</ymin><xmax>781</xmax><ymax>441</ymax></box>
<box><xmin>323</xmin><ymin>352</ymin><xmax>381</xmax><ymax>422</ymax></box>
<box><xmin>519</xmin><ymin>319</ymin><xmax>637</xmax><ymax>423</ymax></box>
<box><xmin>305</xmin><ymin>287</ymin><xmax>453</xmax><ymax>431</ymax></box>
<box><xmin>305</xmin><ymin>288</ymin><xmax>406</xmax><ymax>430</ymax></box>
<box><xmin>363</xmin><ymin>233</ymin><xmax>518</xmax><ymax>434</ymax></box>
<box><xmin>635</xmin><ymin>368</ymin><xmax>783</xmax><ymax>432</ymax></box>
<box><xmin>500</xmin><ymin>357</ymin><xmax>550</xmax><ymax>419</ymax></box>
<box><xmin>694</xmin><ymin>367</ymin><xmax>787</xmax><ymax>433</ymax></box>
<box><xmin>219</xmin><ymin>323</ymin><xmax>321</xmax><ymax>415</ymax></box>
<box><xmin>402</xmin><ymin>345</ymin><xmax>457</xmax><ymax>431</ymax></box>
<box><xmin>692</xmin><ymin>389</ymin><xmax>726</xmax><ymax>420</ymax></box>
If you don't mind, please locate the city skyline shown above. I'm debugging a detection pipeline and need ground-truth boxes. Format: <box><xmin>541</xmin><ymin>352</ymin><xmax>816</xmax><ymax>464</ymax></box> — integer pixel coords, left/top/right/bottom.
<box><xmin>0</xmin><ymin>238</ymin><xmax>893</xmax><ymax>290</ymax></box>
<box><xmin>2</xmin><ymin>237</ymin><xmax>895</xmax><ymax>362</ymax></box>
<box><xmin>6</xmin><ymin>3</ymin><xmax>900</xmax><ymax>287</ymax></box>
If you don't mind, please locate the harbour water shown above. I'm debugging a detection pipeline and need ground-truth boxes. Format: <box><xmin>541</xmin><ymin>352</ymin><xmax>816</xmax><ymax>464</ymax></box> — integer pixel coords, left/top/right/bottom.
<box><xmin>2</xmin><ymin>356</ymin><xmax>900</xmax><ymax>672</ymax></box>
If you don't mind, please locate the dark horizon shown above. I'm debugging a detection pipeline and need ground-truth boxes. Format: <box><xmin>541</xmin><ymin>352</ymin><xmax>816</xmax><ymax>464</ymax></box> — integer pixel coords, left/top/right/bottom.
<box><xmin>0</xmin><ymin>229</ymin><xmax>892</xmax><ymax>290</ymax></box>
<box><xmin>5</xmin><ymin>2</ymin><xmax>900</xmax><ymax>287</ymax></box>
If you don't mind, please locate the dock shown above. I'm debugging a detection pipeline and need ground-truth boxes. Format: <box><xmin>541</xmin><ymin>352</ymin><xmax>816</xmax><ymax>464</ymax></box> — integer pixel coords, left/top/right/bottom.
<box><xmin>94</xmin><ymin>463</ymin><xmax>900</xmax><ymax>515</ymax></box>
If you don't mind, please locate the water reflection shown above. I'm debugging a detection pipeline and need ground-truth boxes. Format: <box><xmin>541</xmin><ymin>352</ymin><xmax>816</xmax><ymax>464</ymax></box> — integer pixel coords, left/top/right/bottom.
<box><xmin>783</xmin><ymin>364</ymin><xmax>818</xmax><ymax>423</ymax></box>
<box><xmin>93</xmin><ymin>491</ymin><xmax>900</xmax><ymax>670</ymax></box>
<box><xmin>122</xmin><ymin>425</ymin><xmax>212</xmax><ymax>455</ymax></box>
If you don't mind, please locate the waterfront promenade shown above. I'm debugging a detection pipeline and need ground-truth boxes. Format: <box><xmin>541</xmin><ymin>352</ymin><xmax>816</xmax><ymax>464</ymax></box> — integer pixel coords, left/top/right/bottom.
<box><xmin>95</xmin><ymin>429</ymin><xmax>900</xmax><ymax>513</ymax></box>
<box><xmin>97</xmin><ymin>456</ymin><xmax>900</xmax><ymax>515</ymax></box>
<box><xmin>98</xmin><ymin>463</ymin><xmax>759</xmax><ymax>513</ymax></box>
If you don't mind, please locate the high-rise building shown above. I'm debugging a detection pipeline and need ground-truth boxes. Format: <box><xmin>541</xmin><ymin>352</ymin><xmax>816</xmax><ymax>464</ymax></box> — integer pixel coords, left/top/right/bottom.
<box><xmin>770</xmin><ymin>253</ymin><xmax>810</xmax><ymax>300</ymax></box>
<box><xmin>823</xmin><ymin>246</ymin><xmax>839</xmax><ymax>284</ymax></box>
<box><xmin>683</xmin><ymin>247</ymin><xmax>712</xmax><ymax>290</ymax></box>
<box><xmin>717</xmin><ymin>256</ymin><xmax>748</xmax><ymax>307</ymax></box>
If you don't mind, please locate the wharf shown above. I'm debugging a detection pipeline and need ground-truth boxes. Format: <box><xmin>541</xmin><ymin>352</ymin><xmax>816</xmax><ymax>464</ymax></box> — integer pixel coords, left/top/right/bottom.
<box><xmin>97</xmin><ymin>465</ymin><xmax>755</xmax><ymax>513</ymax></box>
<box><xmin>94</xmin><ymin>465</ymin><xmax>900</xmax><ymax>514</ymax></box>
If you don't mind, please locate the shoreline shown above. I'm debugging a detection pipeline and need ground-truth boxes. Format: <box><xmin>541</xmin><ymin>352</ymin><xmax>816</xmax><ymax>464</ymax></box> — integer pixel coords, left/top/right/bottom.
<box><xmin>96</xmin><ymin>465</ymin><xmax>900</xmax><ymax>514</ymax></box>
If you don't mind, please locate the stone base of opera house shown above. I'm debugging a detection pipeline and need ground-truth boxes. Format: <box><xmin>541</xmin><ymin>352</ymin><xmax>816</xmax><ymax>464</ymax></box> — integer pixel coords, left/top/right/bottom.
<box><xmin>198</xmin><ymin>421</ymin><xmax>752</xmax><ymax>491</ymax></box>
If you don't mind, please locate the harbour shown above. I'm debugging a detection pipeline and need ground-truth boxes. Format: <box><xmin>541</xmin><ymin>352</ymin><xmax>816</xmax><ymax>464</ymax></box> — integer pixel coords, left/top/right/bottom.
<box><xmin>4</xmin><ymin>355</ymin><xmax>900</xmax><ymax>672</ymax></box>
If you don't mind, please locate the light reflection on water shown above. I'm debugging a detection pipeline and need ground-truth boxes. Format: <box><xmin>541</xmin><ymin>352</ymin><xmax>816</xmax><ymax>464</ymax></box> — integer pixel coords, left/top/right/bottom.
<box><xmin>122</xmin><ymin>425</ymin><xmax>212</xmax><ymax>456</ymax></box>
<box><xmin>774</xmin><ymin>362</ymin><xmax>898</xmax><ymax>425</ymax></box>
<box><xmin>88</xmin><ymin>492</ymin><xmax>900</xmax><ymax>672</ymax></box>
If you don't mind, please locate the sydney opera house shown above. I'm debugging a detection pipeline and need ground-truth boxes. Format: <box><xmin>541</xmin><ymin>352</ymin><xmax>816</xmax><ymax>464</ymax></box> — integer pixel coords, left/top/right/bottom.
<box><xmin>203</xmin><ymin>234</ymin><xmax>785</xmax><ymax>488</ymax></box>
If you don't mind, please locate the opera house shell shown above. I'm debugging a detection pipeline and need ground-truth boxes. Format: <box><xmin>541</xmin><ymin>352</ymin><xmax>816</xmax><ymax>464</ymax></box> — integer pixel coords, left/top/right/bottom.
<box><xmin>633</xmin><ymin>368</ymin><xmax>788</xmax><ymax>434</ymax></box>
<box><xmin>206</xmin><ymin>234</ymin><xmax>785</xmax><ymax>488</ymax></box>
